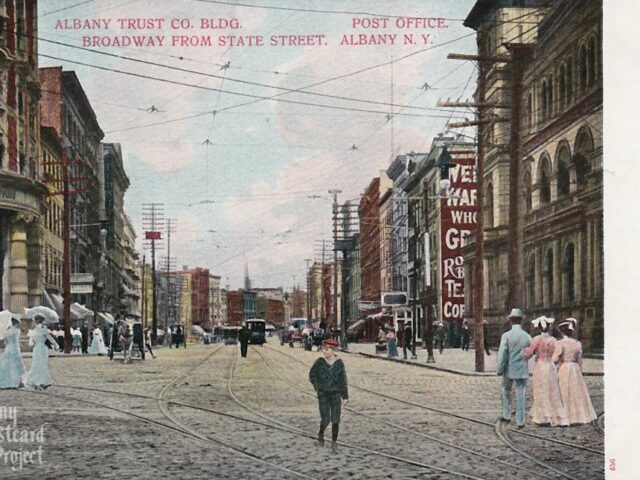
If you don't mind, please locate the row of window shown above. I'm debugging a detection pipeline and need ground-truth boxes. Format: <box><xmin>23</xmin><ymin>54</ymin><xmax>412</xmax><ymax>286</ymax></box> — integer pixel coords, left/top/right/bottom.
<box><xmin>527</xmin><ymin>34</ymin><xmax>599</xmax><ymax>126</ymax></box>
<box><xmin>484</xmin><ymin>125</ymin><xmax>595</xmax><ymax>227</ymax></box>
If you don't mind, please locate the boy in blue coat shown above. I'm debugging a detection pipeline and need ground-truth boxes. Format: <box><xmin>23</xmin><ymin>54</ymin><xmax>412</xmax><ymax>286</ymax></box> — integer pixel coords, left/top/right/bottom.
<box><xmin>309</xmin><ymin>339</ymin><xmax>349</xmax><ymax>453</ymax></box>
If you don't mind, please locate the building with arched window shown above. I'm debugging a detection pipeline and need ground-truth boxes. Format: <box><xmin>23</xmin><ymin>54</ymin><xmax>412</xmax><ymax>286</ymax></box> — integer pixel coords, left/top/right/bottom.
<box><xmin>462</xmin><ymin>0</ymin><xmax>602</xmax><ymax>352</ymax></box>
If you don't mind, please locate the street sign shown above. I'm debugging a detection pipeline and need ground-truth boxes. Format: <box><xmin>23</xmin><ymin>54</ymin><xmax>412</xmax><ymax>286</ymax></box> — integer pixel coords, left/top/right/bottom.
<box><xmin>145</xmin><ymin>231</ymin><xmax>162</xmax><ymax>240</ymax></box>
<box><xmin>381</xmin><ymin>292</ymin><xmax>408</xmax><ymax>307</ymax></box>
<box><xmin>334</xmin><ymin>239</ymin><xmax>355</xmax><ymax>251</ymax></box>
<box><xmin>71</xmin><ymin>284</ymin><xmax>93</xmax><ymax>294</ymax></box>
<box><xmin>71</xmin><ymin>273</ymin><xmax>94</xmax><ymax>284</ymax></box>
<box><xmin>357</xmin><ymin>301</ymin><xmax>380</xmax><ymax>311</ymax></box>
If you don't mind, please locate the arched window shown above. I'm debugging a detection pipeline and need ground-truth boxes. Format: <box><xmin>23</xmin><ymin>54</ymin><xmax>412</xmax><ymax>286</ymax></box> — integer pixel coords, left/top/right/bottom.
<box><xmin>527</xmin><ymin>92</ymin><xmax>533</xmax><ymax>128</ymax></box>
<box><xmin>558</xmin><ymin>64</ymin><xmax>567</xmax><ymax>110</ymax></box>
<box><xmin>574</xmin><ymin>127</ymin><xmax>594</xmax><ymax>186</ymax></box>
<box><xmin>539</xmin><ymin>157</ymin><xmax>552</xmax><ymax>205</ymax></box>
<box><xmin>523</xmin><ymin>170</ymin><xmax>533</xmax><ymax>212</ymax></box>
<box><xmin>588</xmin><ymin>35</ymin><xmax>597</xmax><ymax>86</ymax></box>
<box><xmin>545</xmin><ymin>249</ymin><xmax>554</xmax><ymax>307</ymax></box>
<box><xmin>547</xmin><ymin>77</ymin><xmax>554</xmax><ymax>116</ymax></box>
<box><xmin>563</xmin><ymin>243</ymin><xmax>576</xmax><ymax>303</ymax></box>
<box><xmin>485</xmin><ymin>182</ymin><xmax>494</xmax><ymax>227</ymax></box>
<box><xmin>541</xmin><ymin>80</ymin><xmax>548</xmax><ymax>120</ymax></box>
<box><xmin>566</xmin><ymin>57</ymin><xmax>574</xmax><ymax>104</ymax></box>
<box><xmin>526</xmin><ymin>256</ymin><xmax>536</xmax><ymax>309</ymax></box>
<box><xmin>557</xmin><ymin>145</ymin><xmax>571</xmax><ymax>196</ymax></box>
<box><xmin>579</xmin><ymin>43</ymin><xmax>588</xmax><ymax>92</ymax></box>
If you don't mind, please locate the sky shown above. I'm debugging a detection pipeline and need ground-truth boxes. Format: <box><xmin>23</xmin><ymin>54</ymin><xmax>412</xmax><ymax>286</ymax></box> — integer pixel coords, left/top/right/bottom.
<box><xmin>38</xmin><ymin>0</ymin><xmax>477</xmax><ymax>289</ymax></box>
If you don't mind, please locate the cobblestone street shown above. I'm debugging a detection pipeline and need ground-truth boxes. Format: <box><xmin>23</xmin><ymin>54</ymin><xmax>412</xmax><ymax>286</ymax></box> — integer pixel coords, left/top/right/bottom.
<box><xmin>0</xmin><ymin>340</ymin><xmax>604</xmax><ymax>479</ymax></box>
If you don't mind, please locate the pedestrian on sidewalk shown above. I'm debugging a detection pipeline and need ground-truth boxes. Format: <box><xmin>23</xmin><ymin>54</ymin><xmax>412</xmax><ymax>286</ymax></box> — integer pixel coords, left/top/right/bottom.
<box><xmin>553</xmin><ymin>318</ymin><xmax>597</xmax><ymax>425</ymax></box>
<box><xmin>80</xmin><ymin>322</ymin><xmax>89</xmax><ymax>354</ymax></box>
<box><xmin>0</xmin><ymin>316</ymin><xmax>26</xmax><ymax>389</ymax></box>
<box><xmin>24</xmin><ymin>316</ymin><xmax>59</xmax><ymax>390</ymax></box>
<box><xmin>144</xmin><ymin>328</ymin><xmax>156</xmax><ymax>359</ymax></box>
<box><xmin>309</xmin><ymin>339</ymin><xmax>348</xmax><ymax>453</ymax></box>
<box><xmin>497</xmin><ymin>308</ymin><xmax>532</xmax><ymax>429</ymax></box>
<box><xmin>461</xmin><ymin>320</ymin><xmax>470</xmax><ymax>351</ymax></box>
<box><xmin>522</xmin><ymin>316</ymin><xmax>568</xmax><ymax>427</ymax></box>
<box><xmin>483</xmin><ymin>320</ymin><xmax>491</xmax><ymax>355</ymax></box>
<box><xmin>435</xmin><ymin>322</ymin><xmax>446</xmax><ymax>354</ymax></box>
<box><xmin>239</xmin><ymin>324</ymin><xmax>249</xmax><ymax>358</ymax></box>
<box><xmin>88</xmin><ymin>326</ymin><xmax>108</xmax><ymax>355</ymax></box>
<box><xmin>71</xmin><ymin>327</ymin><xmax>82</xmax><ymax>353</ymax></box>
<box><xmin>403</xmin><ymin>322</ymin><xmax>414</xmax><ymax>360</ymax></box>
<box><xmin>386</xmin><ymin>328</ymin><xmax>398</xmax><ymax>358</ymax></box>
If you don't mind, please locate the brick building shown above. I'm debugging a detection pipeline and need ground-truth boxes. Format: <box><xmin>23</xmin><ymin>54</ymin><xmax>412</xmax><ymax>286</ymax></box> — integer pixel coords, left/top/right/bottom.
<box><xmin>226</xmin><ymin>290</ymin><xmax>244</xmax><ymax>326</ymax></box>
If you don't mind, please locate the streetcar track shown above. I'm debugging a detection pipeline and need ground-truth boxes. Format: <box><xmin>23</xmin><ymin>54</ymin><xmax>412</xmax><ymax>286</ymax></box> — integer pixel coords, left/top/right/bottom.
<box><xmin>266</xmin><ymin>344</ymin><xmax>605</xmax><ymax>456</ymax></box>
<box><xmin>19</xmin><ymin>346</ymin><xmax>313</xmax><ymax>480</ymax></box>
<box><xmin>227</xmin><ymin>344</ymin><xmax>487</xmax><ymax>480</ymax></box>
<box><xmin>591</xmin><ymin>412</ymin><xmax>604</xmax><ymax>434</ymax></box>
<box><xmin>254</xmin><ymin>345</ymin><xmax>557</xmax><ymax>480</ymax></box>
<box><xmin>494</xmin><ymin>420</ymin><xmax>579</xmax><ymax>480</ymax></box>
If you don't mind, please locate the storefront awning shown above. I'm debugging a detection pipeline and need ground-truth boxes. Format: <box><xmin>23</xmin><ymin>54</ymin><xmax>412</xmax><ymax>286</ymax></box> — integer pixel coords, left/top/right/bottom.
<box><xmin>97</xmin><ymin>312</ymin><xmax>114</xmax><ymax>325</ymax></box>
<box><xmin>191</xmin><ymin>325</ymin><xmax>205</xmax><ymax>336</ymax></box>
<box><xmin>71</xmin><ymin>302</ymin><xmax>93</xmax><ymax>320</ymax></box>
<box><xmin>348</xmin><ymin>319</ymin><xmax>365</xmax><ymax>330</ymax></box>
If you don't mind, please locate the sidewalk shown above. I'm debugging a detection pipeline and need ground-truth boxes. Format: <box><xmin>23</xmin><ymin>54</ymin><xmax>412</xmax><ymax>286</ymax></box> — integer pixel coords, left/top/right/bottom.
<box><xmin>345</xmin><ymin>342</ymin><xmax>604</xmax><ymax>376</ymax></box>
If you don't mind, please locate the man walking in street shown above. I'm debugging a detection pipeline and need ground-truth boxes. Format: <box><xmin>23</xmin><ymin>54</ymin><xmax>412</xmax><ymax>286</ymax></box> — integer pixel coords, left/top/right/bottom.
<box><xmin>461</xmin><ymin>320</ymin><xmax>470</xmax><ymax>351</ymax></box>
<box><xmin>497</xmin><ymin>308</ymin><xmax>532</xmax><ymax>429</ymax></box>
<box><xmin>239</xmin><ymin>324</ymin><xmax>249</xmax><ymax>358</ymax></box>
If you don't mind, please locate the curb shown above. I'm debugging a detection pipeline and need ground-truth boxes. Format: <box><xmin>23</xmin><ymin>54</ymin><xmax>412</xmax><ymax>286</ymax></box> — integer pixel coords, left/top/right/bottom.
<box><xmin>345</xmin><ymin>350</ymin><xmax>604</xmax><ymax>377</ymax></box>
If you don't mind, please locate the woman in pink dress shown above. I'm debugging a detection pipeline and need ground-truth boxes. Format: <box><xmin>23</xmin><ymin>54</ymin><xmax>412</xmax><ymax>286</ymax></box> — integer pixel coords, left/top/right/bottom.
<box><xmin>552</xmin><ymin>318</ymin><xmax>597</xmax><ymax>425</ymax></box>
<box><xmin>522</xmin><ymin>316</ymin><xmax>568</xmax><ymax>426</ymax></box>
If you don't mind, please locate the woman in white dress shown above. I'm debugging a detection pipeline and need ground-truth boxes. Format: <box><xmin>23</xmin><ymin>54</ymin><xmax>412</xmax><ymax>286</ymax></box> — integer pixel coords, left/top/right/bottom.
<box><xmin>88</xmin><ymin>327</ymin><xmax>108</xmax><ymax>355</ymax></box>
<box><xmin>0</xmin><ymin>317</ymin><xmax>26</xmax><ymax>389</ymax></box>
<box><xmin>24</xmin><ymin>316</ymin><xmax>58</xmax><ymax>390</ymax></box>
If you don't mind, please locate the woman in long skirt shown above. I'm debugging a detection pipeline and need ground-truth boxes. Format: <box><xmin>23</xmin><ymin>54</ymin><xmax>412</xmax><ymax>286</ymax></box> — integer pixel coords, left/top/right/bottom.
<box><xmin>24</xmin><ymin>317</ymin><xmax>59</xmax><ymax>390</ymax></box>
<box><xmin>522</xmin><ymin>316</ymin><xmax>568</xmax><ymax>426</ymax></box>
<box><xmin>552</xmin><ymin>318</ymin><xmax>597</xmax><ymax>425</ymax></box>
<box><xmin>386</xmin><ymin>329</ymin><xmax>398</xmax><ymax>358</ymax></box>
<box><xmin>88</xmin><ymin>327</ymin><xmax>108</xmax><ymax>355</ymax></box>
<box><xmin>0</xmin><ymin>317</ymin><xmax>26</xmax><ymax>389</ymax></box>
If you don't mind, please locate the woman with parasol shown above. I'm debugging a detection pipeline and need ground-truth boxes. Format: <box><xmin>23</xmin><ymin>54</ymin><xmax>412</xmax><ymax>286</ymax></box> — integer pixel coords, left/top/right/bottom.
<box><xmin>23</xmin><ymin>313</ymin><xmax>59</xmax><ymax>390</ymax></box>
<box><xmin>0</xmin><ymin>313</ymin><xmax>26</xmax><ymax>389</ymax></box>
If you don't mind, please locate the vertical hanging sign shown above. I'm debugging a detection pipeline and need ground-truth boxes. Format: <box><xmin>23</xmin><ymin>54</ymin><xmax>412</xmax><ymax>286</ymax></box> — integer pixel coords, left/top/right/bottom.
<box><xmin>439</xmin><ymin>150</ymin><xmax>478</xmax><ymax>322</ymax></box>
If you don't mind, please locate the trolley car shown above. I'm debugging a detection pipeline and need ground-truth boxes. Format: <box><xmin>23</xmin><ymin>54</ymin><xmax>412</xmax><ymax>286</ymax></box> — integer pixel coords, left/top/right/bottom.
<box><xmin>244</xmin><ymin>318</ymin><xmax>266</xmax><ymax>346</ymax></box>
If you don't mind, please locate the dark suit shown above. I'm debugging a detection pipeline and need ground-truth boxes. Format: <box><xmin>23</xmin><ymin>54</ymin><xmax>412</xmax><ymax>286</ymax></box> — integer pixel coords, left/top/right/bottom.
<box><xmin>239</xmin><ymin>328</ymin><xmax>249</xmax><ymax>357</ymax></box>
<box><xmin>80</xmin><ymin>326</ymin><xmax>89</xmax><ymax>354</ymax></box>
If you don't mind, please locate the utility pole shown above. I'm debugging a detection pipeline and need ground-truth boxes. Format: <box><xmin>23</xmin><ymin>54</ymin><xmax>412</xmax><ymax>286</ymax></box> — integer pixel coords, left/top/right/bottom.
<box><xmin>165</xmin><ymin>218</ymin><xmax>177</xmax><ymax>333</ymax></box>
<box><xmin>305</xmin><ymin>258</ymin><xmax>312</xmax><ymax>325</ymax></box>
<box><xmin>61</xmin><ymin>146</ymin><xmax>72</xmax><ymax>354</ymax></box>
<box><xmin>506</xmin><ymin>44</ymin><xmax>532</xmax><ymax>311</ymax></box>
<box><xmin>141</xmin><ymin>254</ymin><xmax>146</xmax><ymax>328</ymax></box>
<box><xmin>474</xmin><ymin>60</ymin><xmax>487</xmax><ymax>373</ymax></box>
<box><xmin>329</xmin><ymin>189</ymin><xmax>344</xmax><ymax>348</ymax></box>
<box><xmin>423</xmin><ymin>180</ymin><xmax>435</xmax><ymax>363</ymax></box>
<box><xmin>446</xmin><ymin>52</ymin><xmax>514</xmax><ymax>373</ymax></box>
<box><xmin>142</xmin><ymin>203</ymin><xmax>164</xmax><ymax>344</ymax></box>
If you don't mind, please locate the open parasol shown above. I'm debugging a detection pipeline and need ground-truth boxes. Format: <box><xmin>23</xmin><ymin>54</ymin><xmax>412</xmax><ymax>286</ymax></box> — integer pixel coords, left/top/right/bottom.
<box><xmin>24</xmin><ymin>306</ymin><xmax>60</xmax><ymax>325</ymax></box>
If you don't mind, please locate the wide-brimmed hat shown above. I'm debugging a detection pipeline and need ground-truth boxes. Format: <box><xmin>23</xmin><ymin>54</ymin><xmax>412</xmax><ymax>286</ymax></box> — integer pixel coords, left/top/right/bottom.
<box><xmin>323</xmin><ymin>339</ymin><xmax>340</xmax><ymax>349</ymax></box>
<box><xmin>508</xmin><ymin>308</ymin><xmax>524</xmax><ymax>319</ymax></box>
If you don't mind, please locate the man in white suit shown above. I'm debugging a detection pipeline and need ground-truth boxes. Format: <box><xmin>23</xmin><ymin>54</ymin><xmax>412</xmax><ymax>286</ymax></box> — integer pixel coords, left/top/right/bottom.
<box><xmin>497</xmin><ymin>308</ymin><xmax>532</xmax><ymax>428</ymax></box>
